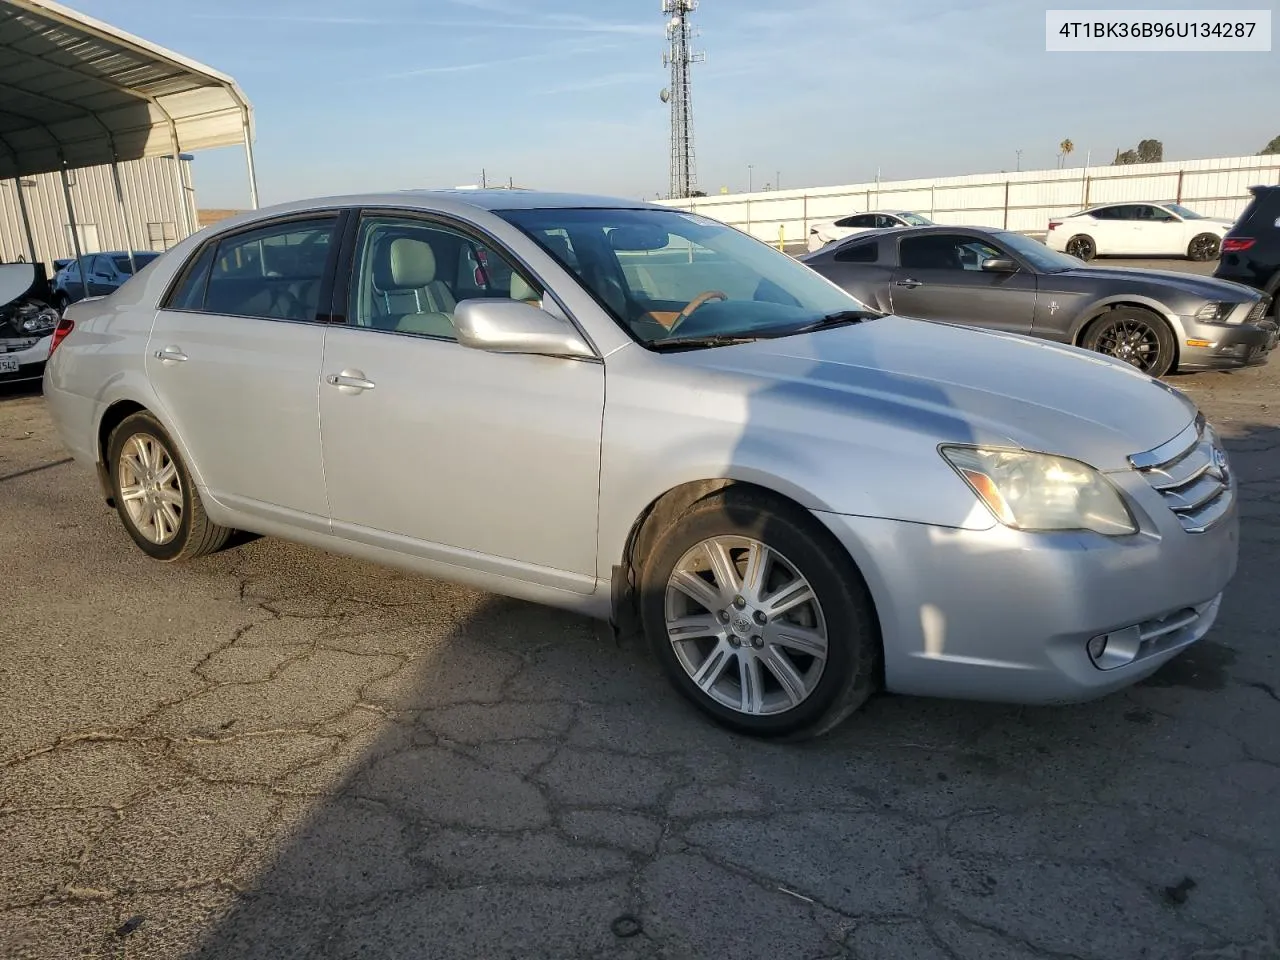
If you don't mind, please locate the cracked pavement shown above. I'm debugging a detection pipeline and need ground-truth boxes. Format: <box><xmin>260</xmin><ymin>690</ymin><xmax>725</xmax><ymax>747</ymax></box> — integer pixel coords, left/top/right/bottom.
<box><xmin>2</xmin><ymin>294</ymin><xmax>1279</xmax><ymax>958</ymax></box>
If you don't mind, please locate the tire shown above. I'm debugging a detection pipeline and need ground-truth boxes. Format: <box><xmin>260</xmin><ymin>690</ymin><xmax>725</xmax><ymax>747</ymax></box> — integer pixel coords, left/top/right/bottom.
<box><xmin>1187</xmin><ymin>233</ymin><xmax>1221</xmax><ymax>262</ymax></box>
<box><xmin>53</xmin><ymin>293</ymin><xmax>68</xmax><ymax>313</ymax></box>
<box><xmin>1066</xmin><ymin>235</ymin><xmax>1096</xmax><ymax>261</ymax></box>
<box><xmin>638</xmin><ymin>487</ymin><xmax>880</xmax><ymax>739</ymax></box>
<box><xmin>106</xmin><ymin>411</ymin><xmax>231</xmax><ymax>561</ymax></box>
<box><xmin>1082</xmin><ymin>308</ymin><xmax>1177</xmax><ymax>378</ymax></box>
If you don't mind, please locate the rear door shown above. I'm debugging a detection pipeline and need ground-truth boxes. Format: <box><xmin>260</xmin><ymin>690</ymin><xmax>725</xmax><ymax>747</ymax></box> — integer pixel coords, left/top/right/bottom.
<box><xmin>890</xmin><ymin>232</ymin><xmax>1037</xmax><ymax>334</ymax></box>
<box><xmin>145</xmin><ymin>213</ymin><xmax>341</xmax><ymax>526</ymax></box>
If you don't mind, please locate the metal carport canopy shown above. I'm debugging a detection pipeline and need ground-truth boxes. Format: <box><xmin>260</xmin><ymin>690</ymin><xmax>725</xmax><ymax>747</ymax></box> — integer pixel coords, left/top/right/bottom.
<box><xmin>0</xmin><ymin>0</ymin><xmax>258</xmax><ymax>205</ymax></box>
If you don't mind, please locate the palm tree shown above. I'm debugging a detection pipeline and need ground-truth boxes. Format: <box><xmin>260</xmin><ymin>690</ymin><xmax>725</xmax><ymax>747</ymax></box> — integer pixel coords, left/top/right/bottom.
<box><xmin>1059</xmin><ymin>138</ymin><xmax>1075</xmax><ymax>169</ymax></box>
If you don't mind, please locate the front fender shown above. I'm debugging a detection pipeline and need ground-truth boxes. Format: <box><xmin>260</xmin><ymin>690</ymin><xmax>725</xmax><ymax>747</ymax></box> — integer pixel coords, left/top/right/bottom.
<box><xmin>1067</xmin><ymin>294</ymin><xmax>1184</xmax><ymax>343</ymax></box>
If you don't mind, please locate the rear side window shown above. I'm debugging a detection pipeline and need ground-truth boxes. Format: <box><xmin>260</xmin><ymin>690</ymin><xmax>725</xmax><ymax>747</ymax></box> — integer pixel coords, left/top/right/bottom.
<box><xmin>834</xmin><ymin>215</ymin><xmax>873</xmax><ymax>228</ymax></box>
<box><xmin>164</xmin><ymin>217</ymin><xmax>338</xmax><ymax>322</ymax></box>
<box><xmin>1235</xmin><ymin>190</ymin><xmax>1280</xmax><ymax>231</ymax></box>
<box><xmin>834</xmin><ymin>241</ymin><xmax>878</xmax><ymax>263</ymax></box>
<box><xmin>167</xmin><ymin>243</ymin><xmax>216</xmax><ymax>311</ymax></box>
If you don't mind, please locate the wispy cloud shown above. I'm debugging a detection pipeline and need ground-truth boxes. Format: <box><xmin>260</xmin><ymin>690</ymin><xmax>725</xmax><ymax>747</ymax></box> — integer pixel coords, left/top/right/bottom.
<box><xmin>379</xmin><ymin>51</ymin><xmax>559</xmax><ymax>80</ymax></box>
<box><xmin>191</xmin><ymin>11</ymin><xmax>654</xmax><ymax>35</ymax></box>
<box><xmin>536</xmin><ymin>71</ymin><xmax>653</xmax><ymax>96</ymax></box>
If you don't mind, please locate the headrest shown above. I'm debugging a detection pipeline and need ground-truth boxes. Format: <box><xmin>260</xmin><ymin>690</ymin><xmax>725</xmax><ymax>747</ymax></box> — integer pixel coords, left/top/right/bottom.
<box><xmin>541</xmin><ymin>234</ymin><xmax>574</xmax><ymax>263</ymax></box>
<box><xmin>375</xmin><ymin>237</ymin><xmax>437</xmax><ymax>290</ymax></box>
<box><xmin>510</xmin><ymin>273</ymin><xmax>538</xmax><ymax>301</ymax></box>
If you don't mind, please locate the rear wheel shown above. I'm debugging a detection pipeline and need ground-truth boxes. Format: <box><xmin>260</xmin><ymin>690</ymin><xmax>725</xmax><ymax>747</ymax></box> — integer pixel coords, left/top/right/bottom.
<box><xmin>1082</xmin><ymin>308</ymin><xmax>1176</xmax><ymax>377</ymax></box>
<box><xmin>1066</xmin><ymin>235</ymin><xmax>1096</xmax><ymax>261</ymax></box>
<box><xmin>1187</xmin><ymin>233</ymin><xmax>1221</xmax><ymax>262</ymax></box>
<box><xmin>107</xmin><ymin>412</ymin><xmax>231</xmax><ymax>561</ymax></box>
<box><xmin>639</xmin><ymin>488</ymin><xmax>880</xmax><ymax>739</ymax></box>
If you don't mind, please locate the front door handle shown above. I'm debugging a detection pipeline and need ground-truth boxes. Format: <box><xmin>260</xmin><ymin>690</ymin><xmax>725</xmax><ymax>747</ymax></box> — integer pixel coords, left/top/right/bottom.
<box><xmin>155</xmin><ymin>346</ymin><xmax>188</xmax><ymax>363</ymax></box>
<box><xmin>895</xmin><ymin>278</ymin><xmax>923</xmax><ymax>289</ymax></box>
<box><xmin>326</xmin><ymin>370</ymin><xmax>376</xmax><ymax>393</ymax></box>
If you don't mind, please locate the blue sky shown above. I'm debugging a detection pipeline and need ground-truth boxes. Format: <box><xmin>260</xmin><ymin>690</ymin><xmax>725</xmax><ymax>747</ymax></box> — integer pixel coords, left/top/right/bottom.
<box><xmin>64</xmin><ymin>0</ymin><xmax>1280</xmax><ymax>208</ymax></box>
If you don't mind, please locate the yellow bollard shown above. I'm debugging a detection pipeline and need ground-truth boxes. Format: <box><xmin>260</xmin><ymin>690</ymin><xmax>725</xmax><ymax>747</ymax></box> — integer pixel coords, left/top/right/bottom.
<box><xmin>778</xmin><ymin>225</ymin><xmax>785</xmax><ymax>252</ymax></box>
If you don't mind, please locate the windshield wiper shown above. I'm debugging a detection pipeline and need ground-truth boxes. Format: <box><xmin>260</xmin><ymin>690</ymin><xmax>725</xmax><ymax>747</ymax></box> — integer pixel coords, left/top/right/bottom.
<box><xmin>648</xmin><ymin>333</ymin><xmax>763</xmax><ymax>352</ymax></box>
<box><xmin>787</xmin><ymin>309</ymin><xmax>883</xmax><ymax>334</ymax></box>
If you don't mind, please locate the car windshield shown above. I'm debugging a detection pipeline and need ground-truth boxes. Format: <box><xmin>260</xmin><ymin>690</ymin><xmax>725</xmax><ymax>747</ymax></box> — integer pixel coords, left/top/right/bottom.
<box><xmin>899</xmin><ymin>212</ymin><xmax>933</xmax><ymax>226</ymax></box>
<box><xmin>994</xmin><ymin>231</ymin><xmax>1084</xmax><ymax>273</ymax></box>
<box><xmin>497</xmin><ymin>207</ymin><xmax>874</xmax><ymax>348</ymax></box>
<box><xmin>1164</xmin><ymin>203</ymin><xmax>1205</xmax><ymax>220</ymax></box>
<box><xmin>114</xmin><ymin>253</ymin><xmax>159</xmax><ymax>275</ymax></box>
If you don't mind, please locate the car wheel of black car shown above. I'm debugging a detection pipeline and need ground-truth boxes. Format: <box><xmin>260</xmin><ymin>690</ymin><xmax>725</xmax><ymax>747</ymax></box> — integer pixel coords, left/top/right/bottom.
<box><xmin>52</xmin><ymin>293</ymin><xmax>69</xmax><ymax>313</ymax></box>
<box><xmin>1082</xmin><ymin>308</ymin><xmax>1176</xmax><ymax>377</ymax></box>
<box><xmin>107</xmin><ymin>411</ymin><xmax>232</xmax><ymax>561</ymax></box>
<box><xmin>1187</xmin><ymin>233</ymin><xmax>1221</xmax><ymax>262</ymax></box>
<box><xmin>639</xmin><ymin>486</ymin><xmax>881</xmax><ymax>740</ymax></box>
<box><xmin>1066</xmin><ymin>235</ymin><xmax>1096</xmax><ymax>261</ymax></box>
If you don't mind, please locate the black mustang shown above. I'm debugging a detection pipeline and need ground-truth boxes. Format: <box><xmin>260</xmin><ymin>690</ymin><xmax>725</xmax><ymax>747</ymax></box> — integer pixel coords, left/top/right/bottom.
<box><xmin>800</xmin><ymin>225</ymin><xmax>1276</xmax><ymax>377</ymax></box>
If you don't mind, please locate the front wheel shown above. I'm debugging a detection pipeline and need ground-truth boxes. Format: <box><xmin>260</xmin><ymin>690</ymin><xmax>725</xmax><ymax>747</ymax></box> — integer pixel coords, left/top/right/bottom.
<box><xmin>1187</xmin><ymin>233</ymin><xmax>1221</xmax><ymax>262</ymax></box>
<box><xmin>1082</xmin><ymin>308</ymin><xmax>1176</xmax><ymax>377</ymax></box>
<box><xmin>107</xmin><ymin>411</ymin><xmax>232</xmax><ymax>561</ymax></box>
<box><xmin>639</xmin><ymin>488</ymin><xmax>880</xmax><ymax>739</ymax></box>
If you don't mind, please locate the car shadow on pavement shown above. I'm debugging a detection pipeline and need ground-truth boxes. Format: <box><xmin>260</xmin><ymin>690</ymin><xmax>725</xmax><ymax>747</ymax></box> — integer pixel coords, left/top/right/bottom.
<box><xmin>157</xmin><ymin>403</ymin><xmax>1280</xmax><ymax>960</ymax></box>
<box><xmin>5</xmin><ymin>412</ymin><xmax>1277</xmax><ymax>958</ymax></box>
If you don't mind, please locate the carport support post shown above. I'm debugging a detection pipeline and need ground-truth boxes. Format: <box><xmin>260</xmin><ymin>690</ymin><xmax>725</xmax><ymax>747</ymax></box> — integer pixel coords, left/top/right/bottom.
<box><xmin>1176</xmin><ymin>170</ymin><xmax>1185</xmax><ymax>204</ymax></box>
<box><xmin>241</xmin><ymin>109</ymin><xmax>260</xmax><ymax>209</ymax></box>
<box><xmin>13</xmin><ymin>179</ymin><xmax>37</xmax><ymax>265</ymax></box>
<box><xmin>1003</xmin><ymin>181</ymin><xmax>1010</xmax><ymax>229</ymax></box>
<box><xmin>110</xmin><ymin>161</ymin><xmax>138</xmax><ymax>275</ymax></box>
<box><xmin>58</xmin><ymin>164</ymin><xmax>88</xmax><ymax>302</ymax></box>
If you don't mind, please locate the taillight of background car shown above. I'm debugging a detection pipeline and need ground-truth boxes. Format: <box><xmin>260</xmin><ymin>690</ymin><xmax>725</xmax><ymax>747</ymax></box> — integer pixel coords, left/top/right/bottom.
<box><xmin>1222</xmin><ymin>238</ymin><xmax>1256</xmax><ymax>252</ymax></box>
<box><xmin>1047</xmin><ymin>221</ymin><xmax>1061</xmax><ymax>232</ymax></box>
<box><xmin>48</xmin><ymin>316</ymin><xmax>74</xmax><ymax>356</ymax></box>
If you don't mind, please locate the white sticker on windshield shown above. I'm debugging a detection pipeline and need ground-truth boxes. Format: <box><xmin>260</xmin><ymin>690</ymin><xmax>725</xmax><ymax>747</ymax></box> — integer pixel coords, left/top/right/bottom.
<box><xmin>677</xmin><ymin>213</ymin><xmax>718</xmax><ymax>227</ymax></box>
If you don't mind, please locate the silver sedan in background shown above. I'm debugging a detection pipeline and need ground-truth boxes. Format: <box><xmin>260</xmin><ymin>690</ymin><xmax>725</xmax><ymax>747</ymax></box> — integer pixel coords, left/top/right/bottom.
<box><xmin>42</xmin><ymin>192</ymin><xmax>1238</xmax><ymax>738</ymax></box>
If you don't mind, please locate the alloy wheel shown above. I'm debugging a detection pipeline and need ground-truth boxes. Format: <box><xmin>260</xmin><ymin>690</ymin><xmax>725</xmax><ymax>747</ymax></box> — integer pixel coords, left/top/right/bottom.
<box><xmin>1189</xmin><ymin>234</ymin><xmax>1220</xmax><ymax>261</ymax></box>
<box><xmin>1095</xmin><ymin>318</ymin><xmax>1161</xmax><ymax>372</ymax></box>
<box><xmin>1067</xmin><ymin>236</ymin><xmax>1094</xmax><ymax>260</ymax></box>
<box><xmin>663</xmin><ymin>535</ymin><xmax>828</xmax><ymax>716</ymax></box>
<box><xmin>117</xmin><ymin>433</ymin><xmax>184</xmax><ymax>545</ymax></box>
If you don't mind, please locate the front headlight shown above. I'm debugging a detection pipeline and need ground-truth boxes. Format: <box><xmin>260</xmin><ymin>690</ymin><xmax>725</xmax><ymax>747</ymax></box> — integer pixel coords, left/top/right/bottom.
<box><xmin>940</xmin><ymin>446</ymin><xmax>1137</xmax><ymax>536</ymax></box>
<box><xmin>1193</xmin><ymin>302</ymin><xmax>1239</xmax><ymax>325</ymax></box>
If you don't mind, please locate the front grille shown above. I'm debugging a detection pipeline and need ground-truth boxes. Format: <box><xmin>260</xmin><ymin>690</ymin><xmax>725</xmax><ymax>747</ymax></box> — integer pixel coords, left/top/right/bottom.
<box><xmin>1129</xmin><ymin>415</ymin><xmax>1233</xmax><ymax>533</ymax></box>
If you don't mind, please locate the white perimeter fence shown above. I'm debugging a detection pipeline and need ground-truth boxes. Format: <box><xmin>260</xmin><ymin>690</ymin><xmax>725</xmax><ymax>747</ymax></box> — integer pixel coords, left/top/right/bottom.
<box><xmin>657</xmin><ymin>154</ymin><xmax>1280</xmax><ymax>246</ymax></box>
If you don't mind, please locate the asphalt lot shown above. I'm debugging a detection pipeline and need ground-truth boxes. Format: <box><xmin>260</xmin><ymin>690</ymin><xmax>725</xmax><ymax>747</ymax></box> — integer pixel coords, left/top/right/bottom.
<box><xmin>2</xmin><ymin>256</ymin><xmax>1277</xmax><ymax>960</ymax></box>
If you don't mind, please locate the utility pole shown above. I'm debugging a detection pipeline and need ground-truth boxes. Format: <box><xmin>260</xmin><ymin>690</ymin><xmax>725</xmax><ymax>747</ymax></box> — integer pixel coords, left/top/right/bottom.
<box><xmin>481</xmin><ymin>168</ymin><xmax>487</xmax><ymax>189</ymax></box>
<box><xmin>1015</xmin><ymin>149</ymin><xmax>1022</xmax><ymax>172</ymax></box>
<box><xmin>776</xmin><ymin>170</ymin><xmax>781</xmax><ymax>191</ymax></box>
<box><xmin>748</xmin><ymin>164</ymin><xmax>754</xmax><ymax>193</ymax></box>
<box><xmin>661</xmin><ymin>0</ymin><xmax>704</xmax><ymax>199</ymax></box>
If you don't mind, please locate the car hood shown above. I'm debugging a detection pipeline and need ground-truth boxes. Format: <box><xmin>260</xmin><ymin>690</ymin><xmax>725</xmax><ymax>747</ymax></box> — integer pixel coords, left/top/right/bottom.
<box><xmin>1059</xmin><ymin>265</ymin><xmax>1257</xmax><ymax>300</ymax></box>
<box><xmin>673</xmin><ymin>315</ymin><xmax>1197</xmax><ymax>471</ymax></box>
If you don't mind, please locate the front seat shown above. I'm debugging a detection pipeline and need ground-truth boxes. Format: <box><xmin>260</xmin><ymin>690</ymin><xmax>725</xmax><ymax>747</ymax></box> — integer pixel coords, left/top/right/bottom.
<box><xmin>372</xmin><ymin>237</ymin><xmax>457</xmax><ymax>338</ymax></box>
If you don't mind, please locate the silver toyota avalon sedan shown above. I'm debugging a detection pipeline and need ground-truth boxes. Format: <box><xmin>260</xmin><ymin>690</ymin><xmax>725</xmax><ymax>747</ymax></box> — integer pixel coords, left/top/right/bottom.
<box><xmin>42</xmin><ymin>191</ymin><xmax>1238</xmax><ymax>739</ymax></box>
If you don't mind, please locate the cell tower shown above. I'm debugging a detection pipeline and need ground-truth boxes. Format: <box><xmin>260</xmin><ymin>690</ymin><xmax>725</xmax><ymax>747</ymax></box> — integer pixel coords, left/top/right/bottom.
<box><xmin>660</xmin><ymin>0</ymin><xmax>703</xmax><ymax>199</ymax></box>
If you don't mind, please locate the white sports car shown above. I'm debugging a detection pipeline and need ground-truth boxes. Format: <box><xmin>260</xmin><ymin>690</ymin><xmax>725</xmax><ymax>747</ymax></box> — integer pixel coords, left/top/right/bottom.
<box><xmin>806</xmin><ymin>210</ymin><xmax>933</xmax><ymax>252</ymax></box>
<box><xmin>1045</xmin><ymin>202</ymin><xmax>1235</xmax><ymax>262</ymax></box>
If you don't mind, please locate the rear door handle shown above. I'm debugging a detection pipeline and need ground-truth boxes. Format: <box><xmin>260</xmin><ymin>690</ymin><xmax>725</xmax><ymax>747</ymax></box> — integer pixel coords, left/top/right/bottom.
<box><xmin>326</xmin><ymin>370</ymin><xmax>376</xmax><ymax>393</ymax></box>
<box><xmin>154</xmin><ymin>346</ymin><xmax>188</xmax><ymax>363</ymax></box>
<box><xmin>895</xmin><ymin>278</ymin><xmax>923</xmax><ymax>289</ymax></box>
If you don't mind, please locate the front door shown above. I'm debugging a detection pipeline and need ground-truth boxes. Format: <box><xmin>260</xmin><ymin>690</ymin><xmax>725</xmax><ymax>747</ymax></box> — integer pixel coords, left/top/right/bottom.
<box><xmin>145</xmin><ymin>214</ymin><xmax>339</xmax><ymax>524</ymax></box>
<box><xmin>317</xmin><ymin>212</ymin><xmax>605</xmax><ymax>588</ymax></box>
<box><xmin>890</xmin><ymin>233</ymin><xmax>1038</xmax><ymax>335</ymax></box>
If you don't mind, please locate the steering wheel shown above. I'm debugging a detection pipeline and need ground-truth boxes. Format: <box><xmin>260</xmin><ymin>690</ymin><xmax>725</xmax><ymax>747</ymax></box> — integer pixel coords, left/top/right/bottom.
<box><xmin>667</xmin><ymin>290</ymin><xmax>729</xmax><ymax>334</ymax></box>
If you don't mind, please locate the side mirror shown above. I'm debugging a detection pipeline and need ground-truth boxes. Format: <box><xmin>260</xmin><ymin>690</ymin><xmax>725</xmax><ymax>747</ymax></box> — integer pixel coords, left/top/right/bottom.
<box><xmin>453</xmin><ymin>299</ymin><xmax>595</xmax><ymax>359</ymax></box>
<box><xmin>980</xmin><ymin>257</ymin><xmax>1018</xmax><ymax>273</ymax></box>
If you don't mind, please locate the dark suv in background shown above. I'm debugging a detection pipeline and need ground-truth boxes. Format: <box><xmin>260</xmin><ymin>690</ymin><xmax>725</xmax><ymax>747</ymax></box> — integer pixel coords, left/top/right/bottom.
<box><xmin>1215</xmin><ymin>184</ymin><xmax>1280</xmax><ymax>318</ymax></box>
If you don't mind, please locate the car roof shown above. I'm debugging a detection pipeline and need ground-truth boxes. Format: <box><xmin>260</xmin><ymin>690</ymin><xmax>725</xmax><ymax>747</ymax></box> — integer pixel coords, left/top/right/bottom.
<box><xmin>200</xmin><ymin>190</ymin><xmax>663</xmax><ymax>237</ymax></box>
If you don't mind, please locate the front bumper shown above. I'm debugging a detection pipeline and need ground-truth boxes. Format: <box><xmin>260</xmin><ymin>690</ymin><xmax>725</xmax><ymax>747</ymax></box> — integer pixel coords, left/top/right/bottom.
<box><xmin>813</xmin><ymin>466</ymin><xmax>1239</xmax><ymax>705</ymax></box>
<box><xmin>0</xmin><ymin>335</ymin><xmax>52</xmax><ymax>385</ymax></box>
<box><xmin>1176</xmin><ymin>313</ymin><xmax>1277</xmax><ymax>371</ymax></box>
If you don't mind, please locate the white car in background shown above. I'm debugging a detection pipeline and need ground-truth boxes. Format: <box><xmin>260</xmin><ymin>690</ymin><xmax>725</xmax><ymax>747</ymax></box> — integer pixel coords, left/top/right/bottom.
<box><xmin>1045</xmin><ymin>202</ymin><xmax>1235</xmax><ymax>262</ymax></box>
<box><xmin>806</xmin><ymin>210</ymin><xmax>933</xmax><ymax>252</ymax></box>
